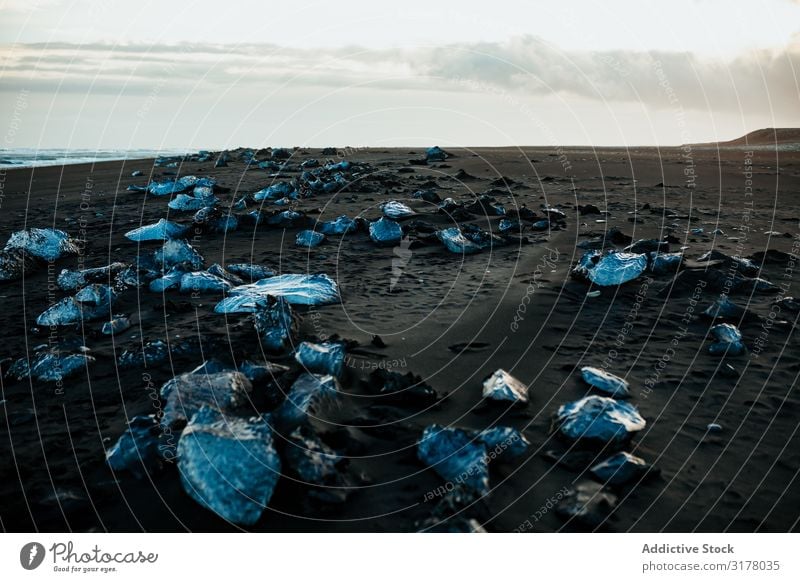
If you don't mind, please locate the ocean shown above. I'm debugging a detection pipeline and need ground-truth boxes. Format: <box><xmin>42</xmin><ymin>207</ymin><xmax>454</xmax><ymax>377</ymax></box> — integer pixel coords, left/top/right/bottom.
<box><xmin>0</xmin><ymin>148</ymin><xmax>195</xmax><ymax>169</ymax></box>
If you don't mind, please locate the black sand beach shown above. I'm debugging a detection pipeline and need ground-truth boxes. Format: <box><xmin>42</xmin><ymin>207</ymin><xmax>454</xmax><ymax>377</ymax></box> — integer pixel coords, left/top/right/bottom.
<box><xmin>1</xmin><ymin>144</ymin><xmax>799</xmax><ymax>532</ymax></box>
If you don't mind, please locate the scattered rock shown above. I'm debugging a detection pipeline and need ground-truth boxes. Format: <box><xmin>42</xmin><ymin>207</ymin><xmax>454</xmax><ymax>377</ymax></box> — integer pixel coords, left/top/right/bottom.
<box><xmin>556</xmin><ymin>481</ymin><xmax>617</xmax><ymax>528</ymax></box>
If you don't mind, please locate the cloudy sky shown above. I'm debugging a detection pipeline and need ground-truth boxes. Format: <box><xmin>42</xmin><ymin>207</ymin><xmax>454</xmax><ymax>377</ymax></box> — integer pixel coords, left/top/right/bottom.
<box><xmin>1</xmin><ymin>0</ymin><xmax>798</xmax><ymax>149</ymax></box>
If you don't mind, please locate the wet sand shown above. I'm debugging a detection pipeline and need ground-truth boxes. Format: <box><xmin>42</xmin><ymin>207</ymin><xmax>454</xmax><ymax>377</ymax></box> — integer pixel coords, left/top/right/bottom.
<box><xmin>1</xmin><ymin>145</ymin><xmax>799</xmax><ymax>532</ymax></box>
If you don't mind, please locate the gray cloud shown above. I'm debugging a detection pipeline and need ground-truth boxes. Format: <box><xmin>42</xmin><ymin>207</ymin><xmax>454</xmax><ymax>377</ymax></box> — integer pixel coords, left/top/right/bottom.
<box><xmin>1</xmin><ymin>37</ymin><xmax>798</xmax><ymax>117</ymax></box>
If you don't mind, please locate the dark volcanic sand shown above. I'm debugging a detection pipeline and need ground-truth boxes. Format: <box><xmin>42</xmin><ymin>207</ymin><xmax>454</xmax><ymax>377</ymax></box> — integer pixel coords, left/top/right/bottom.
<box><xmin>1</xmin><ymin>146</ymin><xmax>799</xmax><ymax>532</ymax></box>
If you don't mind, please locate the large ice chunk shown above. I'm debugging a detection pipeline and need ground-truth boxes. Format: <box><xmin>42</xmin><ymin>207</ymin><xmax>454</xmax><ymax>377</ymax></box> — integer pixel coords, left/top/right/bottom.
<box><xmin>554</xmin><ymin>396</ymin><xmax>645</xmax><ymax>445</ymax></box>
<box><xmin>215</xmin><ymin>273</ymin><xmax>339</xmax><ymax>311</ymax></box>
<box><xmin>178</xmin><ymin>406</ymin><xmax>280</xmax><ymax>525</ymax></box>
<box><xmin>4</xmin><ymin>228</ymin><xmax>79</xmax><ymax>262</ymax></box>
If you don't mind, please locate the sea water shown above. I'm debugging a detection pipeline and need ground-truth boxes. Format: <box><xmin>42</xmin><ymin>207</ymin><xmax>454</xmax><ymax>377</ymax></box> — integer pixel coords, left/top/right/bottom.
<box><xmin>0</xmin><ymin>148</ymin><xmax>193</xmax><ymax>169</ymax></box>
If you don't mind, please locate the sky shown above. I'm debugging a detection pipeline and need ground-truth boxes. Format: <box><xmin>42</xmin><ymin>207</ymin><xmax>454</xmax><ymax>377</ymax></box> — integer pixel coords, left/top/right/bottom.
<box><xmin>0</xmin><ymin>0</ymin><xmax>798</xmax><ymax>149</ymax></box>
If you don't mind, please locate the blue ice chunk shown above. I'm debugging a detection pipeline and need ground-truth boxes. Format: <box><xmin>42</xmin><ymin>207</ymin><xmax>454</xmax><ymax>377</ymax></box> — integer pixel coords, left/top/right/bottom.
<box><xmin>169</xmin><ymin>194</ymin><xmax>213</xmax><ymax>212</ymax></box>
<box><xmin>147</xmin><ymin>176</ymin><xmax>196</xmax><ymax>196</ymax></box>
<box><xmin>425</xmin><ymin>146</ymin><xmax>448</xmax><ymax>162</ymax></box>
<box><xmin>238</xmin><ymin>360</ymin><xmax>290</xmax><ymax>384</ymax></box>
<box><xmin>417</xmin><ymin>425</ymin><xmax>490</xmax><ymax>495</ymax></box>
<box><xmin>498</xmin><ymin>219</ymin><xmax>520</xmax><ymax>233</ymax></box>
<box><xmin>125</xmin><ymin>219</ymin><xmax>189</xmax><ymax>241</ymax></box>
<box><xmin>321</xmin><ymin>180</ymin><xmax>339</xmax><ymax>193</ymax></box>
<box><xmin>530</xmin><ymin>219</ymin><xmax>550</xmax><ymax>231</ymax></box>
<box><xmin>369</xmin><ymin>217</ymin><xmax>403</xmax><ymax>245</ymax></box>
<box><xmin>711</xmin><ymin>323</ymin><xmax>742</xmax><ymax>343</ymax></box>
<box><xmin>149</xmin><ymin>266</ymin><xmax>186</xmax><ymax>292</ymax></box>
<box><xmin>57</xmin><ymin>262</ymin><xmax>127</xmax><ymax>291</ymax></box>
<box><xmin>316</xmin><ymin>215</ymin><xmax>357</xmax><ymax>235</ymax></box>
<box><xmin>461</xmin><ymin>226</ymin><xmax>503</xmax><ymax>248</ymax></box>
<box><xmin>703</xmin><ymin>296</ymin><xmax>747</xmax><ymax>319</ymax></box>
<box><xmin>36</xmin><ymin>284</ymin><xmax>115</xmax><ymax>326</ymax></box>
<box><xmin>295</xmin><ymin>230</ymin><xmax>325</xmax><ymax>248</ymax></box>
<box><xmin>178</xmin><ymin>406</ymin><xmax>280</xmax><ymax>525</ymax></box>
<box><xmin>32</xmin><ymin>352</ymin><xmax>93</xmax><ymax>381</ymax></box>
<box><xmin>708</xmin><ymin>323</ymin><xmax>746</xmax><ymax>356</ymax></box>
<box><xmin>207</xmin><ymin>263</ymin><xmax>244</xmax><ymax>286</ymax></box>
<box><xmin>225</xmin><ymin>263</ymin><xmax>274</xmax><ymax>282</ymax></box>
<box><xmin>11</xmin><ymin>349</ymin><xmax>95</xmax><ymax>382</ymax></box>
<box><xmin>324</xmin><ymin>160</ymin><xmax>351</xmax><ymax>171</ymax></box>
<box><xmin>571</xmin><ymin>250</ymin><xmax>601</xmax><ymax>280</ymax></box>
<box><xmin>555</xmin><ymin>395</ymin><xmax>646</xmax><ymax>445</ymax></box>
<box><xmin>476</xmin><ymin>426</ymin><xmax>530</xmax><ymax>459</ymax></box>
<box><xmin>649</xmin><ymin>251</ymin><xmax>683</xmax><ymax>275</ymax></box>
<box><xmin>4</xmin><ymin>228</ymin><xmax>79</xmax><ymax>262</ymax></box>
<box><xmin>154</xmin><ymin>239</ymin><xmax>205</xmax><ymax>270</ymax></box>
<box><xmin>381</xmin><ymin>200</ymin><xmax>416</xmax><ymax>219</ymax></box>
<box><xmin>193</xmin><ymin>207</ymin><xmax>239</xmax><ymax>233</ymax></box>
<box><xmin>436</xmin><ymin>227</ymin><xmax>483</xmax><ymax>254</ymax></box>
<box><xmin>215</xmin><ymin>273</ymin><xmax>339</xmax><ymax>311</ymax></box>
<box><xmin>253</xmin><ymin>182</ymin><xmax>295</xmax><ymax>202</ymax></box>
<box><xmin>254</xmin><ymin>297</ymin><xmax>295</xmax><ymax>352</ymax></box>
<box><xmin>118</xmin><ymin>339</ymin><xmax>169</xmax><ymax>368</ymax></box>
<box><xmin>0</xmin><ymin>248</ymin><xmax>38</xmax><ymax>282</ymax></box>
<box><xmin>580</xmin><ymin>366</ymin><xmax>630</xmax><ymax>398</ymax></box>
<box><xmin>114</xmin><ymin>266</ymin><xmax>158</xmax><ymax>290</ymax></box>
<box><xmin>266</xmin><ymin>210</ymin><xmax>304</xmax><ymax>227</ymax></box>
<box><xmin>295</xmin><ymin>341</ymin><xmax>345</xmax><ymax>377</ymax></box>
<box><xmin>193</xmin><ymin>183</ymin><xmax>217</xmax><ymax>199</ymax></box>
<box><xmin>179</xmin><ymin>271</ymin><xmax>233</xmax><ymax>294</ymax></box>
<box><xmin>102</xmin><ymin>316</ymin><xmax>131</xmax><ymax>336</ymax></box>
<box><xmin>106</xmin><ymin>415</ymin><xmax>168</xmax><ymax>478</ymax></box>
<box><xmin>589</xmin><ymin>451</ymin><xmax>650</xmax><ymax>486</ymax></box>
<box><xmin>213</xmin><ymin>295</ymin><xmax>270</xmax><ymax>314</ymax></box>
<box><xmin>482</xmin><ymin>369</ymin><xmax>529</xmax><ymax>403</ymax></box>
<box><xmin>271</xmin><ymin>373</ymin><xmax>340</xmax><ymax>432</ymax></box>
<box><xmin>585</xmin><ymin>251</ymin><xmax>647</xmax><ymax>286</ymax></box>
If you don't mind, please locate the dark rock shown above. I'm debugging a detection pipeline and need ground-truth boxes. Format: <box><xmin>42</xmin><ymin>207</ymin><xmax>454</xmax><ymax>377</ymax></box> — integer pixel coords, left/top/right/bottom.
<box><xmin>556</xmin><ymin>481</ymin><xmax>617</xmax><ymax>528</ymax></box>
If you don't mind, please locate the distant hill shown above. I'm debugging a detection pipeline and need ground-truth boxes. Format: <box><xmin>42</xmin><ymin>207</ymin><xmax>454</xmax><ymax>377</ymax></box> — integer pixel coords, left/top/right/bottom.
<box><xmin>694</xmin><ymin>128</ymin><xmax>800</xmax><ymax>147</ymax></box>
